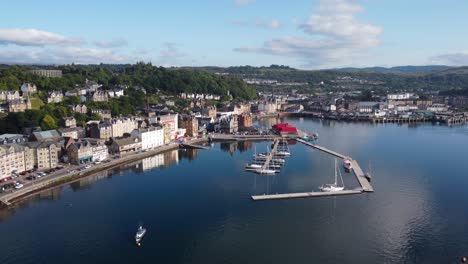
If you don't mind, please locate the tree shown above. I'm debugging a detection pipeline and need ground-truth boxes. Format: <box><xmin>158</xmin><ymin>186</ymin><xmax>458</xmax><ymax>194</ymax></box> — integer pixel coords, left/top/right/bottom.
<box><xmin>64</xmin><ymin>96</ymin><xmax>81</xmax><ymax>105</ymax></box>
<box><xmin>40</xmin><ymin>114</ymin><xmax>57</xmax><ymax>130</ymax></box>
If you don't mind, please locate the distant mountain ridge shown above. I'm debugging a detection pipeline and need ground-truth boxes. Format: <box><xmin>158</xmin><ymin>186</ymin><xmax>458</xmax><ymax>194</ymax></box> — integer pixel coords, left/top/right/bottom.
<box><xmin>334</xmin><ymin>65</ymin><xmax>453</xmax><ymax>74</ymax></box>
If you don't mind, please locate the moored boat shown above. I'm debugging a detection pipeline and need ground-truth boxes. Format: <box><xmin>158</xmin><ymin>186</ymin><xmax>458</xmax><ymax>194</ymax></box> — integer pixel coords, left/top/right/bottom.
<box><xmin>343</xmin><ymin>159</ymin><xmax>352</xmax><ymax>171</ymax></box>
<box><xmin>320</xmin><ymin>159</ymin><xmax>345</xmax><ymax>192</ymax></box>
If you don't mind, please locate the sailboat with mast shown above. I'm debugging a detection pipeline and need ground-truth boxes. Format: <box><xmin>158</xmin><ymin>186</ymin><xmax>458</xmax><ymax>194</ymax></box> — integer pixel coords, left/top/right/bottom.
<box><xmin>320</xmin><ymin>159</ymin><xmax>345</xmax><ymax>192</ymax></box>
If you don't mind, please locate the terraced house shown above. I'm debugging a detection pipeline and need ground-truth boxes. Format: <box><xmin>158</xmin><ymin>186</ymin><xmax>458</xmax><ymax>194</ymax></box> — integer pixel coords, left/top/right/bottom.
<box><xmin>0</xmin><ymin>144</ymin><xmax>26</xmax><ymax>180</ymax></box>
<box><xmin>47</xmin><ymin>90</ymin><xmax>64</xmax><ymax>103</ymax></box>
<box><xmin>27</xmin><ymin>141</ymin><xmax>60</xmax><ymax>170</ymax></box>
<box><xmin>67</xmin><ymin>141</ymin><xmax>93</xmax><ymax>164</ymax></box>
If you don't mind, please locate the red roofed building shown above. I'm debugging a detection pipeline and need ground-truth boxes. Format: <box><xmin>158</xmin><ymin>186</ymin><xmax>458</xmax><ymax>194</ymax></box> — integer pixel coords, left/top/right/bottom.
<box><xmin>272</xmin><ymin>123</ymin><xmax>298</xmax><ymax>136</ymax></box>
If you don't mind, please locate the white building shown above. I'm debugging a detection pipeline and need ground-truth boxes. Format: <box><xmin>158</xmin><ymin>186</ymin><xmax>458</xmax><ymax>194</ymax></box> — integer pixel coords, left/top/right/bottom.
<box><xmin>20</xmin><ymin>83</ymin><xmax>37</xmax><ymax>95</ymax></box>
<box><xmin>427</xmin><ymin>104</ymin><xmax>448</xmax><ymax>112</ymax></box>
<box><xmin>109</xmin><ymin>118</ymin><xmax>138</xmax><ymax>138</ymax></box>
<box><xmin>387</xmin><ymin>93</ymin><xmax>415</xmax><ymax>100</ymax></box>
<box><xmin>0</xmin><ymin>145</ymin><xmax>26</xmax><ymax>180</ymax></box>
<box><xmin>157</xmin><ymin>114</ymin><xmax>178</xmax><ymax>133</ymax></box>
<box><xmin>92</xmin><ymin>144</ymin><xmax>108</xmax><ymax>162</ymax></box>
<box><xmin>131</xmin><ymin>127</ymin><xmax>164</xmax><ymax>150</ymax></box>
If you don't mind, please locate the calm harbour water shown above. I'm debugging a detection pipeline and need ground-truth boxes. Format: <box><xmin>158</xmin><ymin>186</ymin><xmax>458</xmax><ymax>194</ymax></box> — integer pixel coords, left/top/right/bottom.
<box><xmin>1</xmin><ymin>117</ymin><xmax>468</xmax><ymax>264</ymax></box>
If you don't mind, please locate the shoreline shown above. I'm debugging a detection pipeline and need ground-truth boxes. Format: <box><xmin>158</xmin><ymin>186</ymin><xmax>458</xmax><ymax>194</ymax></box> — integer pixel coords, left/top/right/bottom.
<box><xmin>254</xmin><ymin>112</ymin><xmax>468</xmax><ymax>125</ymax></box>
<box><xmin>0</xmin><ymin>138</ymin><xmax>208</xmax><ymax>208</ymax></box>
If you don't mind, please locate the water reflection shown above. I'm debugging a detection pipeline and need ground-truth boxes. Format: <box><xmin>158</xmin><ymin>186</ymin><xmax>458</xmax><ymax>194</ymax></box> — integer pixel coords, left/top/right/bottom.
<box><xmin>220</xmin><ymin>141</ymin><xmax>254</xmax><ymax>155</ymax></box>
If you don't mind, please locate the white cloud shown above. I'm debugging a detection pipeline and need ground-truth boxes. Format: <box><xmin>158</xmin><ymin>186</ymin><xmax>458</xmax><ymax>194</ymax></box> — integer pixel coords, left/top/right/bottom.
<box><xmin>234</xmin><ymin>0</ymin><xmax>382</xmax><ymax>67</ymax></box>
<box><xmin>255</xmin><ymin>19</ymin><xmax>282</xmax><ymax>30</ymax></box>
<box><xmin>0</xmin><ymin>46</ymin><xmax>133</xmax><ymax>64</ymax></box>
<box><xmin>429</xmin><ymin>52</ymin><xmax>468</xmax><ymax>66</ymax></box>
<box><xmin>234</xmin><ymin>0</ymin><xmax>254</xmax><ymax>7</ymax></box>
<box><xmin>232</xmin><ymin>19</ymin><xmax>282</xmax><ymax>30</ymax></box>
<box><xmin>93</xmin><ymin>38</ymin><xmax>128</xmax><ymax>48</ymax></box>
<box><xmin>0</xmin><ymin>28</ymin><xmax>83</xmax><ymax>46</ymax></box>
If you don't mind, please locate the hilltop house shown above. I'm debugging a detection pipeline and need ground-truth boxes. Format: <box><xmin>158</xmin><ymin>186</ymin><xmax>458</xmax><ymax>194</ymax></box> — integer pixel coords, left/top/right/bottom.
<box><xmin>47</xmin><ymin>91</ymin><xmax>64</xmax><ymax>103</ymax></box>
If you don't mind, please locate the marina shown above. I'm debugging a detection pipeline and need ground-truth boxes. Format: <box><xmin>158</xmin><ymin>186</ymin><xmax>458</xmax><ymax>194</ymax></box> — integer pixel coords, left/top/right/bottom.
<box><xmin>251</xmin><ymin>136</ymin><xmax>374</xmax><ymax>201</ymax></box>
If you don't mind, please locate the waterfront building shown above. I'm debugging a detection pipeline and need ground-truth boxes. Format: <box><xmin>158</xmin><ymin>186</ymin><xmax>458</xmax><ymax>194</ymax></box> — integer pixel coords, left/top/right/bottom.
<box><xmin>47</xmin><ymin>91</ymin><xmax>64</xmax><ymax>103</ymax></box>
<box><xmin>20</xmin><ymin>83</ymin><xmax>37</xmax><ymax>96</ymax></box>
<box><xmin>238</xmin><ymin>113</ymin><xmax>253</xmax><ymax>128</ymax></box>
<box><xmin>162</xmin><ymin>123</ymin><xmax>172</xmax><ymax>144</ymax></box>
<box><xmin>23</xmin><ymin>145</ymin><xmax>35</xmax><ymax>172</ymax></box>
<box><xmin>58</xmin><ymin>127</ymin><xmax>85</xmax><ymax>139</ymax></box>
<box><xmin>8</xmin><ymin>98</ymin><xmax>32</xmax><ymax>112</ymax></box>
<box><xmin>88</xmin><ymin>139</ymin><xmax>108</xmax><ymax>162</ymax></box>
<box><xmin>130</xmin><ymin>126</ymin><xmax>164</xmax><ymax>150</ymax></box>
<box><xmin>201</xmin><ymin>106</ymin><xmax>217</xmax><ymax>118</ymax></box>
<box><xmin>272</xmin><ymin>123</ymin><xmax>298</xmax><ymax>136</ymax></box>
<box><xmin>387</xmin><ymin>93</ymin><xmax>416</xmax><ymax>100</ymax></box>
<box><xmin>0</xmin><ymin>144</ymin><xmax>26</xmax><ymax>180</ymax></box>
<box><xmin>427</xmin><ymin>104</ymin><xmax>449</xmax><ymax>112</ymax></box>
<box><xmin>89</xmin><ymin>123</ymin><xmax>112</xmax><ymax>140</ymax></box>
<box><xmin>358</xmin><ymin>102</ymin><xmax>380</xmax><ymax>113</ymax></box>
<box><xmin>449</xmin><ymin>96</ymin><xmax>468</xmax><ymax>108</ymax></box>
<box><xmin>27</xmin><ymin>141</ymin><xmax>60</xmax><ymax>170</ymax></box>
<box><xmin>219</xmin><ymin>115</ymin><xmax>238</xmax><ymax>134</ymax></box>
<box><xmin>157</xmin><ymin>114</ymin><xmax>178</xmax><ymax>133</ymax></box>
<box><xmin>27</xmin><ymin>69</ymin><xmax>62</xmax><ymax>78</ymax></box>
<box><xmin>109</xmin><ymin>118</ymin><xmax>138</xmax><ymax>138</ymax></box>
<box><xmin>178</xmin><ymin>115</ymin><xmax>199</xmax><ymax>137</ymax></box>
<box><xmin>67</xmin><ymin>141</ymin><xmax>93</xmax><ymax>164</ymax></box>
<box><xmin>61</xmin><ymin>117</ymin><xmax>77</xmax><ymax>128</ymax></box>
<box><xmin>414</xmin><ymin>99</ymin><xmax>433</xmax><ymax>110</ymax></box>
<box><xmin>257</xmin><ymin>102</ymin><xmax>277</xmax><ymax>114</ymax></box>
<box><xmin>109</xmin><ymin>137</ymin><xmax>142</xmax><ymax>156</ymax></box>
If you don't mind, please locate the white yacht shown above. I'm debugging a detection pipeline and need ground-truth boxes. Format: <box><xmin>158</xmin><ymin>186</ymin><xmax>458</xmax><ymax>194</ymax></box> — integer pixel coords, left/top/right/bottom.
<box><xmin>320</xmin><ymin>159</ymin><xmax>345</xmax><ymax>192</ymax></box>
<box><xmin>135</xmin><ymin>225</ymin><xmax>147</xmax><ymax>245</ymax></box>
<box><xmin>245</xmin><ymin>163</ymin><xmax>262</xmax><ymax>169</ymax></box>
<box><xmin>275</xmin><ymin>151</ymin><xmax>291</xmax><ymax>156</ymax></box>
<box><xmin>254</xmin><ymin>168</ymin><xmax>276</xmax><ymax>175</ymax></box>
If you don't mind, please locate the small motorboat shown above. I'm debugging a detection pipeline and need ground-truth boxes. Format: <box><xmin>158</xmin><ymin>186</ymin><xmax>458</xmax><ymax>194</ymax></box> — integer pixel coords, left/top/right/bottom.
<box><xmin>343</xmin><ymin>159</ymin><xmax>352</xmax><ymax>171</ymax></box>
<box><xmin>245</xmin><ymin>163</ymin><xmax>262</xmax><ymax>169</ymax></box>
<box><xmin>135</xmin><ymin>225</ymin><xmax>147</xmax><ymax>246</ymax></box>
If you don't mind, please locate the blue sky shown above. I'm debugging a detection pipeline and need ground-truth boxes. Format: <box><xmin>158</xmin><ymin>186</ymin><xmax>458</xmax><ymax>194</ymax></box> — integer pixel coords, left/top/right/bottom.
<box><xmin>1</xmin><ymin>0</ymin><xmax>467</xmax><ymax>69</ymax></box>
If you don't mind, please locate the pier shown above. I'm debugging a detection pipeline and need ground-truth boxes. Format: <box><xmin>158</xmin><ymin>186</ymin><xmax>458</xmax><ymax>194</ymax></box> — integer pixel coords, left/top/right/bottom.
<box><xmin>252</xmin><ymin>189</ymin><xmax>363</xmax><ymax>201</ymax></box>
<box><xmin>350</xmin><ymin>160</ymin><xmax>374</xmax><ymax>192</ymax></box>
<box><xmin>262</xmin><ymin>139</ymin><xmax>280</xmax><ymax>169</ymax></box>
<box><xmin>296</xmin><ymin>139</ymin><xmax>346</xmax><ymax>159</ymax></box>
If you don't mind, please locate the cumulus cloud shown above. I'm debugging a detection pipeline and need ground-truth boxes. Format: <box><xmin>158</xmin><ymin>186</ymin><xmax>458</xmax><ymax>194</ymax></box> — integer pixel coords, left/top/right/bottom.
<box><xmin>0</xmin><ymin>28</ymin><xmax>83</xmax><ymax>46</ymax></box>
<box><xmin>93</xmin><ymin>38</ymin><xmax>128</xmax><ymax>48</ymax></box>
<box><xmin>0</xmin><ymin>46</ymin><xmax>133</xmax><ymax>64</ymax></box>
<box><xmin>429</xmin><ymin>52</ymin><xmax>468</xmax><ymax>66</ymax></box>
<box><xmin>232</xmin><ymin>19</ymin><xmax>282</xmax><ymax>30</ymax></box>
<box><xmin>234</xmin><ymin>0</ymin><xmax>254</xmax><ymax>7</ymax></box>
<box><xmin>234</xmin><ymin>0</ymin><xmax>382</xmax><ymax>67</ymax></box>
